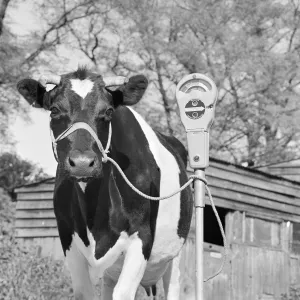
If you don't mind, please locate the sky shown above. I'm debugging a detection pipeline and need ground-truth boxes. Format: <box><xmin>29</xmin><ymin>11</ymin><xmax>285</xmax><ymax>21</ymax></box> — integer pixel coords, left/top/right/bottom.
<box><xmin>12</xmin><ymin>109</ymin><xmax>57</xmax><ymax>176</ymax></box>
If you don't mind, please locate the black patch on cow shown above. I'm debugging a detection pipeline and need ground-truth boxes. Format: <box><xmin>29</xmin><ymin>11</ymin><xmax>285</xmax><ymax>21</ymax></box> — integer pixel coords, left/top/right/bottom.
<box><xmin>54</xmin><ymin>177</ymin><xmax>90</xmax><ymax>254</ymax></box>
<box><xmin>108</xmin><ymin>106</ymin><xmax>160</xmax><ymax>260</ymax></box>
<box><xmin>17</xmin><ymin>79</ymin><xmax>46</xmax><ymax>108</ymax></box>
<box><xmin>155</xmin><ymin>132</ymin><xmax>193</xmax><ymax>240</ymax></box>
<box><xmin>84</xmin><ymin>177</ymin><xmax>103</xmax><ymax>229</ymax></box>
<box><xmin>72</xmin><ymin>66</ymin><xmax>90</xmax><ymax>80</ymax></box>
<box><xmin>108</xmin><ymin>170</ymin><xmax>130</xmax><ymax>233</ymax></box>
<box><xmin>108</xmin><ymin>75</ymin><xmax>148</xmax><ymax>107</ymax></box>
<box><xmin>152</xmin><ymin>285</ymin><xmax>157</xmax><ymax>296</ymax></box>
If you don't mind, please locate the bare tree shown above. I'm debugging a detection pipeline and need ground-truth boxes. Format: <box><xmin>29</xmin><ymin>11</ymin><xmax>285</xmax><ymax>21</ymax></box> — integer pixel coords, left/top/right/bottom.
<box><xmin>3</xmin><ymin>0</ymin><xmax>300</xmax><ymax>166</ymax></box>
<box><xmin>0</xmin><ymin>0</ymin><xmax>10</xmax><ymax>36</ymax></box>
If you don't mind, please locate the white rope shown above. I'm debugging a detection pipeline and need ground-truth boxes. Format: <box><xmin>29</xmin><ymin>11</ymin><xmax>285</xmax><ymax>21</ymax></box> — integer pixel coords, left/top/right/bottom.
<box><xmin>51</xmin><ymin>121</ymin><xmax>227</xmax><ymax>282</ymax></box>
<box><xmin>107</xmin><ymin>156</ymin><xmax>194</xmax><ymax>200</ymax></box>
<box><xmin>108</xmin><ymin>155</ymin><xmax>227</xmax><ymax>281</ymax></box>
<box><xmin>51</xmin><ymin>122</ymin><xmax>112</xmax><ymax>163</ymax></box>
<box><xmin>204</xmin><ymin>186</ymin><xmax>227</xmax><ymax>282</ymax></box>
<box><xmin>105</xmin><ymin>123</ymin><xmax>112</xmax><ymax>154</ymax></box>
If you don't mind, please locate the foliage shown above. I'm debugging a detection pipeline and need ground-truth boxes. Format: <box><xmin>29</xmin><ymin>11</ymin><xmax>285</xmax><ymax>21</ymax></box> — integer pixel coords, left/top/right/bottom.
<box><xmin>2</xmin><ymin>0</ymin><xmax>300</xmax><ymax>166</ymax></box>
<box><xmin>0</xmin><ymin>152</ymin><xmax>50</xmax><ymax>191</ymax></box>
<box><xmin>281</xmin><ymin>286</ymin><xmax>300</xmax><ymax>300</ymax></box>
<box><xmin>0</xmin><ymin>251</ymin><xmax>73</xmax><ymax>300</ymax></box>
<box><xmin>115</xmin><ymin>0</ymin><xmax>300</xmax><ymax>166</ymax></box>
<box><xmin>0</xmin><ymin>0</ymin><xmax>31</xmax><ymax>148</ymax></box>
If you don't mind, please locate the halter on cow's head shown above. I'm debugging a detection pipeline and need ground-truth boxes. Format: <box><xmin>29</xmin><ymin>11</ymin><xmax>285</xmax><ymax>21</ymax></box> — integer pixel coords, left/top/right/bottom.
<box><xmin>17</xmin><ymin>68</ymin><xmax>148</xmax><ymax>179</ymax></box>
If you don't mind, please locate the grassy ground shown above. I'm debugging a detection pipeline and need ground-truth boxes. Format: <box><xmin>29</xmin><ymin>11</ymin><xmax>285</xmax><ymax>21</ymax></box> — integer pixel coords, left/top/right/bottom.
<box><xmin>0</xmin><ymin>188</ymin><xmax>168</xmax><ymax>299</ymax></box>
<box><xmin>0</xmin><ymin>188</ymin><xmax>73</xmax><ymax>299</ymax></box>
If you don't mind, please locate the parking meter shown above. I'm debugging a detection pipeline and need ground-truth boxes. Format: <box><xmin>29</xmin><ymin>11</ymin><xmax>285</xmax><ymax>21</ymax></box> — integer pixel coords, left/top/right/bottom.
<box><xmin>176</xmin><ymin>73</ymin><xmax>218</xmax><ymax>300</ymax></box>
<box><xmin>176</xmin><ymin>73</ymin><xmax>218</xmax><ymax>169</ymax></box>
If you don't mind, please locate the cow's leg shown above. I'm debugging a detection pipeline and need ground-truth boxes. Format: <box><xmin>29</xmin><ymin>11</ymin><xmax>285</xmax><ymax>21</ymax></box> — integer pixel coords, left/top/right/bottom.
<box><xmin>112</xmin><ymin>232</ymin><xmax>147</xmax><ymax>300</ymax></box>
<box><xmin>162</xmin><ymin>253</ymin><xmax>181</xmax><ymax>300</ymax></box>
<box><xmin>101</xmin><ymin>275</ymin><xmax>116</xmax><ymax>300</ymax></box>
<box><xmin>66</xmin><ymin>245</ymin><xmax>97</xmax><ymax>300</ymax></box>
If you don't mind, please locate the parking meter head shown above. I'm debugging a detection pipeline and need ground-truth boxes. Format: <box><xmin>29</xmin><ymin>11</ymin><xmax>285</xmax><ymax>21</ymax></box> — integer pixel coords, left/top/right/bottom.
<box><xmin>176</xmin><ymin>73</ymin><xmax>218</xmax><ymax>168</ymax></box>
<box><xmin>175</xmin><ymin>73</ymin><xmax>218</xmax><ymax>132</ymax></box>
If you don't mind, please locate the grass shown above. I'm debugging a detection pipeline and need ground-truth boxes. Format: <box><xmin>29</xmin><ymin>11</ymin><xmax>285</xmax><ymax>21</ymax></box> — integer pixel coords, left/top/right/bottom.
<box><xmin>0</xmin><ymin>188</ymin><xmax>73</xmax><ymax>299</ymax></box>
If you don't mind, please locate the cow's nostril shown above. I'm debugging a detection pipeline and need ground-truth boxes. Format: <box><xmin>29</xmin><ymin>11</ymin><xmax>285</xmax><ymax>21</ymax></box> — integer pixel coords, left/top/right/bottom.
<box><xmin>89</xmin><ymin>160</ymin><xmax>95</xmax><ymax>167</ymax></box>
<box><xmin>69</xmin><ymin>157</ymin><xmax>75</xmax><ymax>167</ymax></box>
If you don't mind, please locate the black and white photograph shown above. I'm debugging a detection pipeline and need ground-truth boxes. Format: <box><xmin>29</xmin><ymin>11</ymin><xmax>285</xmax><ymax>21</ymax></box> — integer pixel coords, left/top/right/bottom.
<box><xmin>1</xmin><ymin>0</ymin><xmax>300</xmax><ymax>299</ymax></box>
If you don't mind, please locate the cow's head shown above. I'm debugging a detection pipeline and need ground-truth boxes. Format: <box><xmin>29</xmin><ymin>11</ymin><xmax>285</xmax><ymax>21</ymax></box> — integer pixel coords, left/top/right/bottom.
<box><xmin>17</xmin><ymin>68</ymin><xmax>148</xmax><ymax>179</ymax></box>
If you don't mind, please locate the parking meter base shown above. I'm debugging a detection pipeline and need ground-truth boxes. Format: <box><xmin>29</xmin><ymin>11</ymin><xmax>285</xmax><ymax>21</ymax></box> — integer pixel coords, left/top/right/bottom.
<box><xmin>187</xmin><ymin>131</ymin><xmax>209</xmax><ymax>169</ymax></box>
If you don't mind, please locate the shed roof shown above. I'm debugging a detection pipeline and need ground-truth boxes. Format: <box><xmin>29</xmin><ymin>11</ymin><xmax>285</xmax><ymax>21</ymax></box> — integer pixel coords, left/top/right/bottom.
<box><xmin>255</xmin><ymin>159</ymin><xmax>300</xmax><ymax>182</ymax></box>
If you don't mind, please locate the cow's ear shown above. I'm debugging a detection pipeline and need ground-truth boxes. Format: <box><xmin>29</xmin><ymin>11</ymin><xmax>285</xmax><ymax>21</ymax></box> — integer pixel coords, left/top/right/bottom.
<box><xmin>17</xmin><ymin>79</ymin><xmax>47</xmax><ymax>108</ymax></box>
<box><xmin>110</xmin><ymin>75</ymin><xmax>148</xmax><ymax>107</ymax></box>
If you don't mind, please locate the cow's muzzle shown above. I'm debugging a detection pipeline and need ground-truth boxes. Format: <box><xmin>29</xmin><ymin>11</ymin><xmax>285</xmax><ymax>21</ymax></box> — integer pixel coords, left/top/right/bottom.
<box><xmin>67</xmin><ymin>149</ymin><xmax>99</xmax><ymax>177</ymax></box>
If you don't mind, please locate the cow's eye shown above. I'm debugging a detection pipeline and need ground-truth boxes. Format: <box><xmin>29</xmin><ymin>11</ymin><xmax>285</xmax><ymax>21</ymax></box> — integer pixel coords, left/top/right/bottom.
<box><xmin>50</xmin><ymin>106</ymin><xmax>60</xmax><ymax>117</ymax></box>
<box><xmin>105</xmin><ymin>108</ymin><xmax>114</xmax><ymax>118</ymax></box>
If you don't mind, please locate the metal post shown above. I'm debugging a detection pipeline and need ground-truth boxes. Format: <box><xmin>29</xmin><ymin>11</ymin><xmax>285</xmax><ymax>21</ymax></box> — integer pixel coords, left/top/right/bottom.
<box><xmin>194</xmin><ymin>169</ymin><xmax>206</xmax><ymax>300</ymax></box>
<box><xmin>175</xmin><ymin>73</ymin><xmax>218</xmax><ymax>300</ymax></box>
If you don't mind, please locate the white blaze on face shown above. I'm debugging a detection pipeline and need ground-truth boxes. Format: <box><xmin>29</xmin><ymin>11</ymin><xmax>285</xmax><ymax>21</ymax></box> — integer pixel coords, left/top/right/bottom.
<box><xmin>127</xmin><ymin>107</ymin><xmax>184</xmax><ymax>265</ymax></box>
<box><xmin>78</xmin><ymin>182</ymin><xmax>87</xmax><ymax>192</ymax></box>
<box><xmin>46</xmin><ymin>84</ymin><xmax>56</xmax><ymax>92</ymax></box>
<box><xmin>70</xmin><ymin>79</ymin><xmax>94</xmax><ymax>99</ymax></box>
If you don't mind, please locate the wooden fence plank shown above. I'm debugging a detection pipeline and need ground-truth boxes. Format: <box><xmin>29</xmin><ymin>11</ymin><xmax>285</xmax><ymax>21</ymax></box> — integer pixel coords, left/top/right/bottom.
<box><xmin>15</xmin><ymin>184</ymin><xmax>55</xmax><ymax>193</ymax></box>
<box><xmin>199</xmin><ymin>196</ymin><xmax>300</xmax><ymax>224</ymax></box>
<box><xmin>15</xmin><ymin>219</ymin><xmax>57</xmax><ymax>228</ymax></box>
<box><xmin>15</xmin><ymin>227</ymin><xmax>59</xmax><ymax>238</ymax></box>
<box><xmin>16</xmin><ymin>209</ymin><xmax>55</xmax><ymax>219</ymax></box>
<box><xmin>188</xmin><ymin>162</ymin><xmax>300</xmax><ymax>196</ymax></box>
<box><xmin>268</xmin><ymin>168</ymin><xmax>300</xmax><ymax>176</ymax></box>
<box><xmin>208</xmin><ymin>186</ymin><xmax>300</xmax><ymax>215</ymax></box>
<box><xmin>206</xmin><ymin>176</ymin><xmax>299</xmax><ymax>207</ymax></box>
<box><xmin>17</xmin><ymin>192</ymin><xmax>54</xmax><ymax>200</ymax></box>
<box><xmin>208</xmin><ymin>160</ymin><xmax>300</xmax><ymax>190</ymax></box>
<box><xmin>204</xmin><ymin>167</ymin><xmax>300</xmax><ymax>197</ymax></box>
<box><xmin>16</xmin><ymin>200</ymin><xmax>53</xmax><ymax>210</ymax></box>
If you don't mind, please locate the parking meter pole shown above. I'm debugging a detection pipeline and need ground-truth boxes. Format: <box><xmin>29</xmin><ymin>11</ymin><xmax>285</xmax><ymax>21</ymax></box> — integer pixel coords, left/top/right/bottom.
<box><xmin>175</xmin><ymin>73</ymin><xmax>218</xmax><ymax>300</ymax></box>
<box><xmin>194</xmin><ymin>169</ymin><xmax>206</xmax><ymax>300</ymax></box>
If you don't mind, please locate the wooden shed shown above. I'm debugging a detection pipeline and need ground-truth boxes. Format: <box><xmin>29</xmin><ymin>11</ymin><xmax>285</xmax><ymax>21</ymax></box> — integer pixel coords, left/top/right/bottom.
<box><xmin>14</xmin><ymin>158</ymin><xmax>300</xmax><ymax>300</ymax></box>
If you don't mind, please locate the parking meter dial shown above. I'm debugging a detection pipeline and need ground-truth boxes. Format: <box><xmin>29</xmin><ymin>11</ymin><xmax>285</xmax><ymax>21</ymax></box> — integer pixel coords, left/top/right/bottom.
<box><xmin>176</xmin><ymin>74</ymin><xmax>218</xmax><ymax>169</ymax></box>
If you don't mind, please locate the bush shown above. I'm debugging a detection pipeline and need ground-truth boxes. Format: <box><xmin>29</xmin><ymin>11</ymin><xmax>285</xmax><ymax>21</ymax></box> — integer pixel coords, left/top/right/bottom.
<box><xmin>0</xmin><ymin>152</ymin><xmax>49</xmax><ymax>192</ymax></box>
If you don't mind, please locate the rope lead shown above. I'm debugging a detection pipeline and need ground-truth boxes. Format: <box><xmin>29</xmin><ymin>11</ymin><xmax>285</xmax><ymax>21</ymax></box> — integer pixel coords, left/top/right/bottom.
<box><xmin>107</xmin><ymin>156</ymin><xmax>227</xmax><ymax>282</ymax></box>
<box><xmin>51</xmin><ymin>121</ymin><xmax>227</xmax><ymax>282</ymax></box>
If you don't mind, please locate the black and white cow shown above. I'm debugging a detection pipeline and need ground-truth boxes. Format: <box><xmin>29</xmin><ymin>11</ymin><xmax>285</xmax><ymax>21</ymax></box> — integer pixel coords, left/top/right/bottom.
<box><xmin>17</xmin><ymin>68</ymin><xmax>193</xmax><ymax>300</ymax></box>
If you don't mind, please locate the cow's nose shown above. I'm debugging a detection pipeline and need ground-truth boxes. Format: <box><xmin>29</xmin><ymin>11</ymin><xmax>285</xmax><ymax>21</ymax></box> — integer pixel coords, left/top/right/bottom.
<box><xmin>67</xmin><ymin>150</ymin><xmax>98</xmax><ymax>176</ymax></box>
